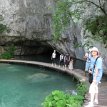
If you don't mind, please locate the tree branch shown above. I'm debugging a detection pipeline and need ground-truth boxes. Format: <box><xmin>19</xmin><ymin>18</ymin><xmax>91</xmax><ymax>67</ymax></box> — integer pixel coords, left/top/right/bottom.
<box><xmin>98</xmin><ymin>0</ymin><xmax>102</xmax><ymax>7</ymax></box>
<box><xmin>86</xmin><ymin>0</ymin><xmax>107</xmax><ymax>16</ymax></box>
<box><xmin>72</xmin><ymin>0</ymin><xmax>107</xmax><ymax>16</ymax></box>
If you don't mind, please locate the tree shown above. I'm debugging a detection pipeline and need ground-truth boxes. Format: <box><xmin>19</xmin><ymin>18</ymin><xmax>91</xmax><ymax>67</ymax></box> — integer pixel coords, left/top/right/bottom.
<box><xmin>70</xmin><ymin>0</ymin><xmax>107</xmax><ymax>16</ymax></box>
<box><xmin>69</xmin><ymin>0</ymin><xmax>107</xmax><ymax>46</ymax></box>
<box><xmin>0</xmin><ymin>15</ymin><xmax>10</xmax><ymax>34</ymax></box>
<box><xmin>52</xmin><ymin>0</ymin><xmax>72</xmax><ymax>41</ymax></box>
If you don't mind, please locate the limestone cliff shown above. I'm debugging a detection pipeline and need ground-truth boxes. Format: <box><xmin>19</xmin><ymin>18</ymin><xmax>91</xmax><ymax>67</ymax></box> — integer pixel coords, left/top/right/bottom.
<box><xmin>0</xmin><ymin>0</ymin><xmax>53</xmax><ymax>39</ymax></box>
<box><xmin>0</xmin><ymin>0</ymin><xmax>54</xmax><ymax>55</ymax></box>
<box><xmin>0</xmin><ymin>0</ymin><xmax>84</xmax><ymax>58</ymax></box>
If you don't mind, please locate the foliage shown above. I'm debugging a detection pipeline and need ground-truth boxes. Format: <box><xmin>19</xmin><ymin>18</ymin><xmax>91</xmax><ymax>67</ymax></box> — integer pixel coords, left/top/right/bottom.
<box><xmin>52</xmin><ymin>0</ymin><xmax>72</xmax><ymax>41</ymax></box>
<box><xmin>76</xmin><ymin>82</ymin><xmax>88</xmax><ymax>96</ymax></box>
<box><xmin>52</xmin><ymin>0</ymin><xmax>82</xmax><ymax>41</ymax></box>
<box><xmin>8</xmin><ymin>45</ymin><xmax>16</xmax><ymax>56</ymax></box>
<box><xmin>0</xmin><ymin>52</ymin><xmax>13</xmax><ymax>59</ymax></box>
<box><xmin>69</xmin><ymin>0</ymin><xmax>107</xmax><ymax>47</ymax></box>
<box><xmin>0</xmin><ymin>45</ymin><xmax>16</xmax><ymax>59</ymax></box>
<box><xmin>42</xmin><ymin>83</ymin><xmax>87</xmax><ymax>107</ymax></box>
<box><xmin>0</xmin><ymin>15</ymin><xmax>9</xmax><ymax>34</ymax></box>
<box><xmin>0</xmin><ymin>24</ymin><xmax>7</xmax><ymax>33</ymax></box>
<box><xmin>52</xmin><ymin>0</ymin><xmax>107</xmax><ymax>43</ymax></box>
<box><xmin>85</xmin><ymin>15</ymin><xmax>107</xmax><ymax>47</ymax></box>
<box><xmin>73</xmin><ymin>42</ymin><xmax>83</xmax><ymax>48</ymax></box>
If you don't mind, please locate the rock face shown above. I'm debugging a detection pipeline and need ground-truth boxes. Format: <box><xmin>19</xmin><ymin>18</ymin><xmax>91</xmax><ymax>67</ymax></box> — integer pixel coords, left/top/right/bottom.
<box><xmin>0</xmin><ymin>0</ymin><xmax>54</xmax><ymax>55</ymax></box>
<box><xmin>0</xmin><ymin>0</ymin><xmax>107</xmax><ymax>71</ymax></box>
<box><xmin>0</xmin><ymin>0</ymin><xmax>84</xmax><ymax>58</ymax></box>
<box><xmin>0</xmin><ymin>0</ymin><xmax>53</xmax><ymax>39</ymax></box>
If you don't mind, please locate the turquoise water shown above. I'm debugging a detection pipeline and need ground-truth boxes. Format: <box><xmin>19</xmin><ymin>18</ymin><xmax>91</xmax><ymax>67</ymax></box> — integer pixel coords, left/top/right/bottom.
<box><xmin>0</xmin><ymin>63</ymin><xmax>77</xmax><ymax>107</ymax></box>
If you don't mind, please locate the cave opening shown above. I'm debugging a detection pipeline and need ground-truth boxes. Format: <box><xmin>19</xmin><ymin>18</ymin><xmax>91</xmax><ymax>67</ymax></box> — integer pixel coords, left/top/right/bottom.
<box><xmin>14</xmin><ymin>40</ymin><xmax>60</xmax><ymax>63</ymax></box>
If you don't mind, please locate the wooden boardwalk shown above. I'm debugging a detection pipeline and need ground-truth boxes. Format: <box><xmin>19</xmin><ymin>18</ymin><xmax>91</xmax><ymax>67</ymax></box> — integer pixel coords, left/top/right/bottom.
<box><xmin>83</xmin><ymin>74</ymin><xmax>107</xmax><ymax>107</ymax></box>
<box><xmin>0</xmin><ymin>59</ymin><xmax>107</xmax><ymax>107</ymax></box>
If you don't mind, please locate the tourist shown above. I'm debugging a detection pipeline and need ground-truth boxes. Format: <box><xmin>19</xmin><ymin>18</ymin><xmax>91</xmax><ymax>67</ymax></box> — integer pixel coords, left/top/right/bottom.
<box><xmin>59</xmin><ymin>54</ymin><xmax>64</xmax><ymax>67</ymax></box>
<box><xmin>64</xmin><ymin>54</ymin><xmax>70</xmax><ymax>69</ymax></box>
<box><xmin>85</xmin><ymin>47</ymin><xmax>103</xmax><ymax>107</ymax></box>
<box><xmin>68</xmin><ymin>57</ymin><xmax>73</xmax><ymax>70</ymax></box>
<box><xmin>83</xmin><ymin>48</ymin><xmax>92</xmax><ymax>76</ymax></box>
<box><xmin>51</xmin><ymin>50</ymin><xmax>56</xmax><ymax>66</ymax></box>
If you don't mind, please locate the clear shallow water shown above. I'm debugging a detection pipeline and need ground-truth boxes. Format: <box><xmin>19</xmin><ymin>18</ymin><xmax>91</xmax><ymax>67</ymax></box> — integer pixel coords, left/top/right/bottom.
<box><xmin>0</xmin><ymin>63</ymin><xmax>77</xmax><ymax>107</ymax></box>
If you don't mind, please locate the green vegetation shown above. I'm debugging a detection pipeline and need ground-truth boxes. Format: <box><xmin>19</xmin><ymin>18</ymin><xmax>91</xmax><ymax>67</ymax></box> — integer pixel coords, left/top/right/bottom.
<box><xmin>71</xmin><ymin>0</ymin><xmax>107</xmax><ymax>46</ymax></box>
<box><xmin>76</xmin><ymin>82</ymin><xmax>88</xmax><ymax>96</ymax></box>
<box><xmin>0</xmin><ymin>52</ymin><xmax>13</xmax><ymax>59</ymax></box>
<box><xmin>53</xmin><ymin>0</ymin><xmax>107</xmax><ymax>47</ymax></box>
<box><xmin>0</xmin><ymin>15</ymin><xmax>8</xmax><ymax>34</ymax></box>
<box><xmin>0</xmin><ymin>15</ymin><xmax>14</xmax><ymax>59</ymax></box>
<box><xmin>0</xmin><ymin>24</ymin><xmax>7</xmax><ymax>33</ymax></box>
<box><xmin>85</xmin><ymin>15</ymin><xmax>107</xmax><ymax>47</ymax></box>
<box><xmin>52</xmin><ymin>0</ymin><xmax>71</xmax><ymax>41</ymax></box>
<box><xmin>0</xmin><ymin>45</ymin><xmax>16</xmax><ymax>59</ymax></box>
<box><xmin>42</xmin><ymin>83</ymin><xmax>88</xmax><ymax>107</ymax></box>
<box><xmin>52</xmin><ymin>0</ymin><xmax>81</xmax><ymax>41</ymax></box>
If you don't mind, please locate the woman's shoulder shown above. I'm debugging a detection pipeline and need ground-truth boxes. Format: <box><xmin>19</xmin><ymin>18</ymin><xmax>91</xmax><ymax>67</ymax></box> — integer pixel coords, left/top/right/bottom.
<box><xmin>97</xmin><ymin>57</ymin><xmax>103</xmax><ymax>63</ymax></box>
<box><xmin>98</xmin><ymin>56</ymin><xmax>102</xmax><ymax>60</ymax></box>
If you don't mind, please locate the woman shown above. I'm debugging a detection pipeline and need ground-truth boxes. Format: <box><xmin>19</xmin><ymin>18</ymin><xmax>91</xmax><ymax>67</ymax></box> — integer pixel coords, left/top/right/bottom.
<box><xmin>68</xmin><ymin>58</ymin><xmax>73</xmax><ymax>70</ymax></box>
<box><xmin>83</xmin><ymin>48</ymin><xmax>92</xmax><ymax>76</ymax></box>
<box><xmin>51</xmin><ymin>50</ymin><xmax>56</xmax><ymax>66</ymax></box>
<box><xmin>85</xmin><ymin>47</ymin><xmax>103</xmax><ymax>107</ymax></box>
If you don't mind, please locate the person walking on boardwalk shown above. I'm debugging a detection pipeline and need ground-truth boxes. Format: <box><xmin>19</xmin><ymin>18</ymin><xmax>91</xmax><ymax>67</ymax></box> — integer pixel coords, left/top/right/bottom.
<box><xmin>85</xmin><ymin>47</ymin><xmax>103</xmax><ymax>107</ymax></box>
<box><xmin>83</xmin><ymin>48</ymin><xmax>92</xmax><ymax>76</ymax></box>
<box><xmin>51</xmin><ymin>50</ymin><xmax>56</xmax><ymax>66</ymax></box>
<box><xmin>64</xmin><ymin>54</ymin><xmax>70</xmax><ymax>69</ymax></box>
<box><xmin>68</xmin><ymin>57</ymin><xmax>73</xmax><ymax>70</ymax></box>
<box><xmin>59</xmin><ymin>54</ymin><xmax>64</xmax><ymax>67</ymax></box>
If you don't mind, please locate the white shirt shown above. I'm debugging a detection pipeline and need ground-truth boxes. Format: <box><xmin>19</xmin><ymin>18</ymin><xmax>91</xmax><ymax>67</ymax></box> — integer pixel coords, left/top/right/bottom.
<box><xmin>85</xmin><ymin>52</ymin><xmax>91</xmax><ymax>62</ymax></box>
<box><xmin>52</xmin><ymin>52</ymin><xmax>56</xmax><ymax>58</ymax></box>
<box><xmin>60</xmin><ymin>54</ymin><xmax>64</xmax><ymax>60</ymax></box>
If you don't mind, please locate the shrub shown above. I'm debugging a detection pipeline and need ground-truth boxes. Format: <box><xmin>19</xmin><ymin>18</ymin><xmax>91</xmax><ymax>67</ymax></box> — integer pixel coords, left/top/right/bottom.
<box><xmin>42</xmin><ymin>83</ymin><xmax>87</xmax><ymax>107</ymax></box>
<box><xmin>0</xmin><ymin>45</ymin><xmax>16</xmax><ymax>59</ymax></box>
<box><xmin>76</xmin><ymin>82</ymin><xmax>88</xmax><ymax>96</ymax></box>
<box><xmin>0</xmin><ymin>52</ymin><xmax>12</xmax><ymax>59</ymax></box>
